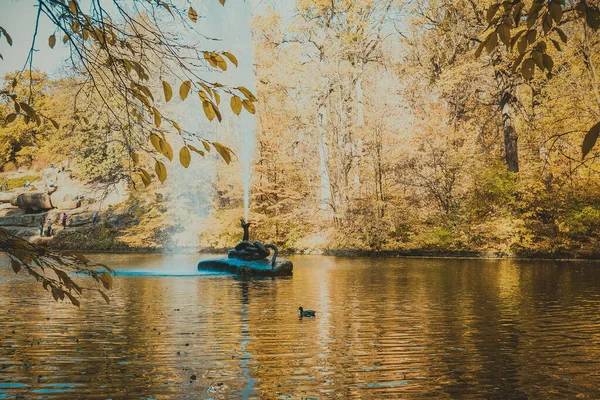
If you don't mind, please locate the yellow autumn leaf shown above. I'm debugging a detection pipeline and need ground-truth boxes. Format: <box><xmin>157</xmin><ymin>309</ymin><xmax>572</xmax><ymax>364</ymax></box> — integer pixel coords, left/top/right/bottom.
<box><xmin>179</xmin><ymin>146</ymin><xmax>191</xmax><ymax>168</ymax></box>
<box><xmin>150</xmin><ymin>133</ymin><xmax>162</xmax><ymax>153</ymax></box>
<box><xmin>212</xmin><ymin>141</ymin><xmax>233</xmax><ymax>164</ymax></box>
<box><xmin>223</xmin><ymin>52</ymin><xmax>238</xmax><ymax>67</ymax></box>
<box><xmin>188</xmin><ymin>7</ymin><xmax>198</xmax><ymax>23</ymax></box>
<box><xmin>230</xmin><ymin>95</ymin><xmax>242</xmax><ymax>115</ymax></box>
<box><xmin>162</xmin><ymin>81</ymin><xmax>173</xmax><ymax>102</ymax></box>
<box><xmin>153</xmin><ymin>107</ymin><xmax>161</xmax><ymax>127</ymax></box>
<box><xmin>242</xmin><ymin>99</ymin><xmax>256</xmax><ymax>114</ymax></box>
<box><xmin>171</xmin><ymin>120</ymin><xmax>182</xmax><ymax>134</ymax></box>
<box><xmin>202</xmin><ymin>100</ymin><xmax>216</xmax><ymax>121</ymax></box>
<box><xmin>180</xmin><ymin>81</ymin><xmax>191</xmax><ymax>100</ymax></box>
<box><xmin>159</xmin><ymin>138</ymin><xmax>174</xmax><ymax>161</ymax></box>
<box><xmin>238</xmin><ymin>86</ymin><xmax>257</xmax><ymax>102</ymax></box>
<box><xmin>155</xmin><ymin>160</ymin><xmax>167</xmax><ymax>184</ymax></box>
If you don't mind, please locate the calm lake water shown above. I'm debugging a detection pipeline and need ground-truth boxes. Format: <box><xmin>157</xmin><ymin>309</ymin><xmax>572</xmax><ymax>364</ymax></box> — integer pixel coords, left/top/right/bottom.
<box><xmin>1</xmin><ymin>254</ymin><xmax>600</xmax><ymax>399</ymax></box>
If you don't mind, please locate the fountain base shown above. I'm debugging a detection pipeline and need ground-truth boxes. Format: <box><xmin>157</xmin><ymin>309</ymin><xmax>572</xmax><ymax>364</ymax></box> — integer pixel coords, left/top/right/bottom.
<box><xmin>197</xmin><ymin>257</ymin><xmax>293</xmax><ymax>277</ymax></box>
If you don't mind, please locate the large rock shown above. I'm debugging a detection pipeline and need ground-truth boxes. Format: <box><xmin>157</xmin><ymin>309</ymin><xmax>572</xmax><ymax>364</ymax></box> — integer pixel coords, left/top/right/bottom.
<box><xmin>0</xmin><ymin>192</ymin><xmax>15</xmax><ymax>204</ymax></box>
<box><xmin>0</xmin><ymin>204</ymin><xmax>25</xmax><ymax>217</ymax></box>
<box><xmin>0</xmin><ymin>212</ymin><xmax>46</xmax><ymax>227</ymax></box>
<box><xmin>50</xmin><ymin>191</ymin><xmax>80</xmax><ymax>210</ymax></box>
<box><xmin>12</xmin><ymin>192</ymin><xmax>53</xmax><ymax>211</ymax></box>
<box><xmin>197</xmin><ymin>257</ymin><xmax>293</xmax><ymax>277</ymax></box>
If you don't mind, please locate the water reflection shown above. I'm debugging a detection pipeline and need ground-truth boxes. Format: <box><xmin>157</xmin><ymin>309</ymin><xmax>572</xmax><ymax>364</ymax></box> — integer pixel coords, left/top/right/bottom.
<box><xmin>1</xmin><ymin>255</ymin><xmax>600</xmax><ymax>398</ymax></box>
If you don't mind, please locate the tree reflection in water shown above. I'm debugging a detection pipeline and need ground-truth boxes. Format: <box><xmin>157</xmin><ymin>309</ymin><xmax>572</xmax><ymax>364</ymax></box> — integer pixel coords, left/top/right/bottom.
<box><xmin>1</xmin><ymin>254</ymin><xmax>600</xmax><ymax>399</ymax></box>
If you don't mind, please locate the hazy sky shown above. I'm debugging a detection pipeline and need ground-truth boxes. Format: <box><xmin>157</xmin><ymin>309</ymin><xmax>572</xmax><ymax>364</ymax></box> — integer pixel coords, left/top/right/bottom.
<box><xmin>0</xmin><ymin>0</ymin><xmax>69</xmax><ymax>77</ymax></box>
<box><xmin>0</xmin><ymin>0</ymin><xmax>294</xmax><ymax>79</ymax></box>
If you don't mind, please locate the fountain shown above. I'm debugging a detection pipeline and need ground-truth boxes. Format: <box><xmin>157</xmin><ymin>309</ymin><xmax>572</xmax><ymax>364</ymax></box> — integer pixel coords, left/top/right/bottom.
<box><xmin>197</xmin><ymin>219</ymin><xmax>293</xmax><ymax>276</ymax></box>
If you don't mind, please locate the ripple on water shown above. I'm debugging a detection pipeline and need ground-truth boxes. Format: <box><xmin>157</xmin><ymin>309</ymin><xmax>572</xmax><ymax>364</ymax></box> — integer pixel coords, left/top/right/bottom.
<box><xmin>1</xmin><ymin>255</ymin><xmax>600</xmax><ymax>399</ymax></box>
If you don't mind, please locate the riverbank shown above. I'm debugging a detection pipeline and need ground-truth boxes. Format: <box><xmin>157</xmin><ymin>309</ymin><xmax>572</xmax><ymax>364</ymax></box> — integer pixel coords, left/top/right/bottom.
<box><xmin>35</xmin><ymin>240</ymin><xmax>600</xmax><ymax>261</ymax></box>
<box><xmin>4</xmin><ymin>211</ymin><xmax>600</xmax><ymax>260</ymax></box>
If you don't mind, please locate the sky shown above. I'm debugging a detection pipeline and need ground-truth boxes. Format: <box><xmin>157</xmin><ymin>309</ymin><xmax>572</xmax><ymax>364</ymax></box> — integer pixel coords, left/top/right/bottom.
<box><xmin>0</xmin><ymin>0</ymin><xmax>69</xmax><ymax>77</ymax></box>
<box><xmin>0</xmin><ymin>0</ymin><xmax>294</xmax><ymax>79</ymax></box>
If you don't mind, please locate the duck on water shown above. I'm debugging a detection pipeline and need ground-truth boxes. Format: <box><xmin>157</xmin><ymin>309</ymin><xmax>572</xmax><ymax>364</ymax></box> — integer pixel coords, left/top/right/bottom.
<box><xmin>298</xmin><ymin>307</ymin><xmax>316</xmax><ymax>318</ymax></box>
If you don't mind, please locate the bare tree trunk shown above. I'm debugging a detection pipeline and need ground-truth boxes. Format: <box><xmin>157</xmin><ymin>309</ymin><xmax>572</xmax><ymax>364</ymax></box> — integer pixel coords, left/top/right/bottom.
<box><xmin>353</xmin><ymin>68</ymin><xmax>364</xmax><ymax>188</ymax></box>
<box><xmin>500</xmin><ymin>91</ymin><xmax>519</xmax><ymax>173</ymax></box>
<box><xmin>318</xmin><ymin>102</ymin><xmax>333</xmax><ymax>214</ymax></box>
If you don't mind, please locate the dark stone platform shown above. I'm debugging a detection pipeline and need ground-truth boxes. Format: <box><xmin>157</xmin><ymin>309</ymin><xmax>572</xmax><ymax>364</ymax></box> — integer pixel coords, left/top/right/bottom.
<box><xmin>197</xmin><ymin>257</ymin><xmax>293</xmax><ymax>277</ymax></box>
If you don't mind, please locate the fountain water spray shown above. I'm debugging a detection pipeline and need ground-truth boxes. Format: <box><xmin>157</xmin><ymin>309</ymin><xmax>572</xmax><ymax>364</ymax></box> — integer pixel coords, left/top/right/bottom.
<box><xmin>160</xmin><ymin>1</ymin><xmax>256</xmax><ymax>251</ymax></box>
<box><xmin>231</xmin><ymin>3</ymin><xmax>256</xmax><ymax>223</ymax></box>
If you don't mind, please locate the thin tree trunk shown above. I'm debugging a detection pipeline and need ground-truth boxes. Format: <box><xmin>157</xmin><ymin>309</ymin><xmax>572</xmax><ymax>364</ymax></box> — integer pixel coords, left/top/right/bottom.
<box><xmin>318</xmin><ymin>102</ymin><xmax>333</xmax><ymax>214</ymax></box>
<box><xmin>500</xmin><ymin>91</ymin><xmax>519</xmax><ymax>172</ymax></box>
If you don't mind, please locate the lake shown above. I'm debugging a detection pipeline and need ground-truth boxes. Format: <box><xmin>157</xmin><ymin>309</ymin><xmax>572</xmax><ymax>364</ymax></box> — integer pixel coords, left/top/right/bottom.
<box><xmin>1</xmin><ymin>254</ymin><xmax>600</xmax><ymax>399</ymax></box>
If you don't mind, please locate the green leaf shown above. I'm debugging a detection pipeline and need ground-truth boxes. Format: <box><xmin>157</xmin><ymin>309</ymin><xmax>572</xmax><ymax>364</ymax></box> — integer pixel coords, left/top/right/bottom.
<box><xmin>155</xmin><ymin>160</ymin><xmax>167</xmax><ymax>184</ymax></box>
<box><xmin>179</xmin><ymin>81</ymin><xmax>191</xmax><ymax>101</ymax></box>
<box><xmin>582</xmin><ymin>121</ymin><xmax>600</xmax><ymax>159</ymax></box>
<box><xmin>162</xmin><ymin>81</ymin><xmax>173</xmax><ymax>102</ymax></box>
<box><xmin>179</xmin><ymin>146</ymin><xmax>191</xmax><ymax>168</ymax></box>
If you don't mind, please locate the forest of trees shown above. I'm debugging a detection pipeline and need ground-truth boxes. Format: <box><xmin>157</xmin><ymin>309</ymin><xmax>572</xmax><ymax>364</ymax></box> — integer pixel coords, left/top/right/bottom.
<box><xmin>202</xmin><ymin>0</ymin><xmax>600</xmax><ymax>256</ymax></box>
<box><xmin>3</xmin><ymin>0</ymin><xmax>600</xmax><ymax>260</ymax></box>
